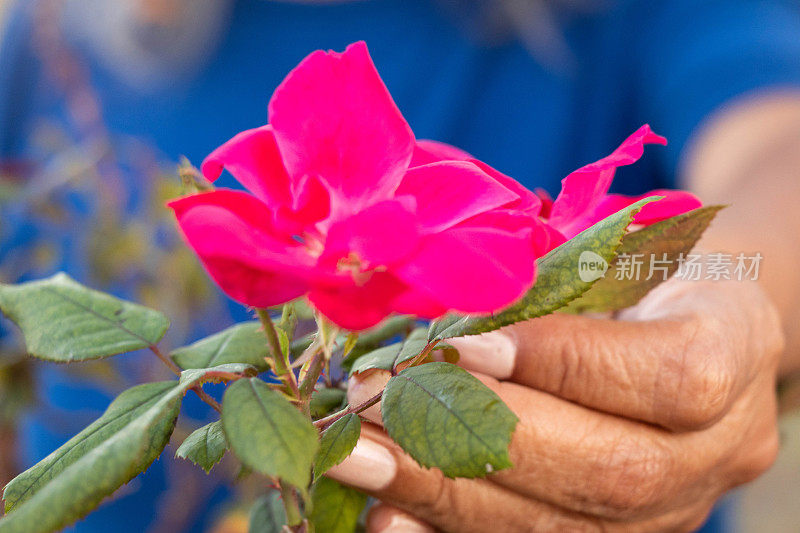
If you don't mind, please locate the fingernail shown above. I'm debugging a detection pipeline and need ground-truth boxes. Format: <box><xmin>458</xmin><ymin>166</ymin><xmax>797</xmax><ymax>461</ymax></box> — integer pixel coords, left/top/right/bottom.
<box><xmin>326</xmin><ymin>437</ymin><xmax>396</xmax><ymax>491</ymax></box>
<box><xmin>380</xmin><ymin>514</ymin><xmax>435</xmax><ymax>532</ymax></box>
<box><xmin>447</xmin><ymin>330</ymin><xmax>517</xmax><ymax>379</ymax></box>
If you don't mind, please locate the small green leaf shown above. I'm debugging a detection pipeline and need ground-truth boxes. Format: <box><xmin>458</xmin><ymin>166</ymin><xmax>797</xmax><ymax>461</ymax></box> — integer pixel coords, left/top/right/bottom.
<box><xmin>314</xmin><ymin>414</ymin><xmax>361</xmax><ymax>477</ymax></box>
<box><xmin>428</xmin><ymin>198</ymin><xmax>658</xmax><ymax>341</ymax></box>
<box><xmin>222</xmin><ymin>378</ymin><xmax>318</xmax><ymax>488</ymax></box>
<box><xmin>248</xmin><ymin>492</ymin><xmax>287</xmax><ymax>533</ymax></box>
<box><xmin>0</xmin><ymin>381</ymin><xmax>183</xmax><ymax>532</ymax></box>
<box><xmin>278</xmin><ymin>302</ymin><xmax>298</xmax><ymax>341</ymax></box>
<box><xmin>179</xmin><ymin>363</ymin><xmax>257</xmax><ymax>387</ymax></box>
<box><xmin>564</xmin><ymin>205</ymin><xmax>725</xmax><ymax>313</ymax></box>
<box><xmin>350</xmin><ymin>328</ymin><xmax>428</xmax><ymax>374</ymax></box>
<box><xmin>175</xmin><ymin>421</ymin><xmax>228</xmax><ymax>473</ymax></box>
<box><xmin>309</xmin><ymin>478</ymin><xmax>367</xmax><ymax>533</ymax></box>
<box><xmin>382</xmin><ymin>362</ymin><xmax>518</xmax><ymax>478</ymax></box>
<box><xmin>171</xmin><ymin>321</ymin><xmax>269</xmax><ymax>371</ymax></box>
<box><xmin>309</xmin><ymin>387</ymin><xmax>347</xmax><ymax>419</ymax></box>
<box><xmin>0</xmin><ymin>273</ymin><xmax>169</xmax><ymax>362</ymax></box>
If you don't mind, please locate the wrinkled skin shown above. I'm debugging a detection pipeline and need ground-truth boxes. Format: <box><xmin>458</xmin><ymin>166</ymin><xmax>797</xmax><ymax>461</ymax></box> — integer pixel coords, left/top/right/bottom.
<box><xmin>334</xmin><ymin>277</ymin><xmax>783</xmax><ymax>532</ymax></box>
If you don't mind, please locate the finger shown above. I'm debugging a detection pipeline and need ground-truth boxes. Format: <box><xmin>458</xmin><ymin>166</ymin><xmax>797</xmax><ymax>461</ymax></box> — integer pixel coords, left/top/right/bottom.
<box><xmin>448</xmin><ymin>287</ymin><xmax>763</xmax><ymax>431</ymax></box>
<box><xmin>345</xmin><ymin>360</ymin><xmax>776</xmax><ymax>520</ymax></box>
<box><xmin>366</xmin><ymin>503</ymin><xmax>436</xmax><ymax>533</ymax></box>
<box><xmin>476</xmin><ymin>370</ymin><xmax>778</xmax><ymax>522</ymax></box>
<box><xmin>327</xmin><ymin>423</ymin><xmax>603</xmax><ymax>533</ymax></box>
<box><xmin>346</xmin><ymin>368</ymin><xmax>391</xmax><ymax>424</ymax></box>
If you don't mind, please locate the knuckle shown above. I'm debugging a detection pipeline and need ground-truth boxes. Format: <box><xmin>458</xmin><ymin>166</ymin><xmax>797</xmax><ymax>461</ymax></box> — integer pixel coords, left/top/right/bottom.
<box><xmin>415</xmin><ymin>472</ymin><xmax>462</xmax><ymax>524</ymax></box>
<box><xmin>735</xmin><ymin>424</ymin><xmax>779</xmax><ymax>485</ymax></box>
<box><xmin>593</xmin><ymin>436</ymin><xmax>674</xmax><ymax>517</ymax></box>
<box><xmin>669</xmin><ymin>321</ymin><xmax>736</xmax><ymax>429</ymax></box>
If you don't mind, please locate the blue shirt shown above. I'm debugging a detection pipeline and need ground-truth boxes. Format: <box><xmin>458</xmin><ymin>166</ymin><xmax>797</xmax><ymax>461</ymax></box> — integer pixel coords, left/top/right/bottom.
<box><xmin>1</xmin><ymin>0</ymin><xmax>799</xmax><ymax>531</ymax></box>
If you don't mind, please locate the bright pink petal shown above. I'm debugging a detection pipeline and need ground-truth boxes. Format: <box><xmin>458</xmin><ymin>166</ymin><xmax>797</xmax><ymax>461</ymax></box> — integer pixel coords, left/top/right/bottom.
<box><xmin>309</xmin><ymin>271</ymin><xmax>450</xmax><ymax>330</ymax></box>
<box><xmin>392</xmin><ymin>214</ymin><xmax>537</xmax><ymax>313</ymax></box>
<box><xmin>408</xmin><ymin>142</ymin><xmax>542</xmax><ymax>217</ymax></box>
<box><xmin>535</xmin><ymin>188</ymin><xmax>554</xmax><ymax>218</ymax></box>
<box><xmin>321</xmin><ymin>199</ymin><xmax>420</xmax><ymax>269</ymax></box>
<box><xmin>200</xmin><ymin>126</ymin><xmax>292</xmax><ymax>207</ymax></box>
<box><xmin>471</xmin><ymin>161</ymin><xmax>542</xmax><ymax>216</ymax></box>
<box><xmin>540</xmin><ymin>222</ymin><xmax>567</xmax><ymax>253</ymax></box>
<box><xmin>168</xmin><ymin>190</ymin><xmax>325</xmax><ymax>307</ymax></box>
<box><xmin>549</xmin><ymin>125</ymin><xmax>667</xmax><ymax>236</ymax></box>
<box><xmin>268</xmin><ymin>41</ymin><xmax>414</xmax><ymax>217</ymax></box>
<box><xmin>200</xmin><ymin>126</ymin><xmax>330</xmax><ymax>233</ymax></box>
<box><xmin>395</xmin><ymin>161</ymin><xmax>519</xmax><ymax>233</ymax></box>
<box><xmin>588</xmin><ymin>190</ymin><xmax>702</xmax><ymax>227</ymax></box>
<box><xmin>390</xmin><ymin>285</ymin><xmax>449</xmax><ymax>318</ymax></box>
<box><xmin>410</xmin><ymin>140</ymin><xmax>473</xmax><ymax>166</ymax></box>
<box><xmin>308</xmin><ymin>273</ymin><xmax>404</xmax><ymax>331</ymax></box>
<box><xmin>274</xmin><ymin>173</ymin><xmax>331</xmax><ymax>235</ymax></box>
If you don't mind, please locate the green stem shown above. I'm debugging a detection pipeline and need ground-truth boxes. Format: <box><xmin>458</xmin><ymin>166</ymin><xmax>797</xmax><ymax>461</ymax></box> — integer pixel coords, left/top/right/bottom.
<box><xmin>298</xmin><ymin>351</ymin><xmax>325</xmax><ymax>399</ymax></box>
<box><xmin>150</xmin><ymin>345</ymin><xmax>181</xmax><ymax>375</ymax></box>
<box><xmin>289</xmin><ymin>314</ymin><xmax>416</xmax><ymax>358</ymax></box>
<box><xmin>280</xmin><ymin>481</ymin><xmax>304</xmax><ymax>527</ymax></box>
<box><xmin>148</xmin><ymin>346</ymin><xmax>221</xmax><ymax>413</ymax></box>
<box><xmin>396</xmin><ymin>340</ymin><xmax>440</xmax><ymax>373</ymax></box>
<box><xmin>257</xmin><ymin>308</ymin><xmax>300</xmax><ymax>398</ymax></box>
<box><xmin>313</xmin><ymin>389</ymin><xmax>383</xmax><ymax>431</ymax></box>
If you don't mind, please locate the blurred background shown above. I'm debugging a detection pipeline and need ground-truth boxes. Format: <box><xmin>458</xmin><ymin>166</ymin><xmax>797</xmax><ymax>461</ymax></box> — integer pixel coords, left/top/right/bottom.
<box><xmin>0</xmin><ymin>1</ymin><xmax>799</xmax><ymax>532</ymax></box>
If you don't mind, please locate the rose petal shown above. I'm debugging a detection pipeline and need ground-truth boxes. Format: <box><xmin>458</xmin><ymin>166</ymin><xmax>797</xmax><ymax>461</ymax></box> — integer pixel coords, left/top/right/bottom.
<box><xmin>395</xmin><ymin>161</ymin><xmax>519</xmax><ymax>233</ymax></box>
<box><xmin>200</xmin><ymin>126</ymin><xmax>292</xmax><ymax>208</ymax></box>
<box><xmin>268</xmin><ymin>41</ymin><xmax>414</xmax><ymax>218</ymax></box>
<box><xmin>587</xmin><ymin>190</ymin><xmax>703</xmax><ymax>227</ymax></box>
<box><xmin>392</xmin><ymin>214</ymin><xmax>537</xmax><ymax>313</ymax></box>
<box><xmin>168</xmin><ymin>190</ymin><xmax>324</xmax><ymax>307</ymax></box>
<box><xmin>308</xmin><ymin>273</ymin><xmax>404</xmax><ymax>331</ymax></box>
<box><xmin>410</xmin><ymin>139</ymin><xmax>474</xmax><ymax>166</ymax></box>
<box><xmin>200</xmin><ymin>126</ymin><xmax>330</xmax><ymax>233</ymax></box>
<box><xmin>471</xmin><ymin>161</ymin><xmax>542</xmax><ymax>216</ymax></box>
<box><xmin>549</xmin><ymin>125</ymin><xmax>667</xmax><ymax>236</ymax></box>
<box><xmin>321</xmin><ymin>199</ymin><xmax>420</xmax><ymax>269</ymax></box>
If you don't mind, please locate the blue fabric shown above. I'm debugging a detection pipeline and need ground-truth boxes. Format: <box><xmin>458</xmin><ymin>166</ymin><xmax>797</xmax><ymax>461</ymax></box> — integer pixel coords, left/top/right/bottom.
<box><xmin>2</xmin><ymin>0</ymin><xmax>800</xmax><ymax>531</ymax></box>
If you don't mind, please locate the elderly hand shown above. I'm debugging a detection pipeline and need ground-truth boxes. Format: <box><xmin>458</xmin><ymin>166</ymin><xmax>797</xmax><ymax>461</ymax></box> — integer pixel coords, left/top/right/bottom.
<box><xmin>327</xmin><ymin>277</ymin><xmax>784</xmax><ymax>532</ymax></box>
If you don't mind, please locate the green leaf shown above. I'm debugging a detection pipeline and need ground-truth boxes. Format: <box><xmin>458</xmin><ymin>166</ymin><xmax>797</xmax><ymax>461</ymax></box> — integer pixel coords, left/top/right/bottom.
<box><xmin>382</xmin><ymin>362</ymin><xmax>518</xmax><ymax>478</ymax></box>
<box><xmin>171</xmin><ymin>321</ymin><xmax>269</xmax><ymax>371</ymax></box>
<box><xmin>175</xmin><ymin>421</ymin><xmax>228</xmax><ymax>473</ymax></box>
<box><xmin>563</xmin><ymin>205</ymin><xmax>725</xmax><ymax>313</ymax></box>
<box><xmin>0</xmin><ymin>273</ymin><xmax>169</xmax><ymax>362</ymax></box>
<box><xmin>222</xmin><ymin>378</ymin><xmax>318</xmax><ymax>488</ymax></box>
<box><xmin>0</xmin><ymin>364</ymin><xmax>241</xmax><ymax>532</ymax></box>
<box><xmin>349</xmin><ymin>328</ymin><xmax>428</xmax><ymax>374</ymax></box>
<box><xmin>0</xmin><ymin>381</ymin><xmax>182</xmax><ymax>533</ymax></box>
<box><xmin>309</xmin><ymin>387</ymin><xmax>347</xmax><ymax>419</ymax></box>
<box><xmin>179</xmin><ymin>363</ymin><xmax>257</xmax><ymax>387</ymax></box>
<box><xmin>314</xmin><ymin>414</ymin><xmax>361</xmax><ymax>477</ymax></box>
<box><xmin>309</xmin><ymin>478</ymin><xmax>367</xmax><ymax>533</ymax></box>
<box><xmin>248</xmin><ymin>492</ymin><xmax>287</xmax><ymax>533</ymax></box>
<box><xmin>428</xmin><ymin>198</ymin><xmax>658</xmax><ymax>341</ymax></box>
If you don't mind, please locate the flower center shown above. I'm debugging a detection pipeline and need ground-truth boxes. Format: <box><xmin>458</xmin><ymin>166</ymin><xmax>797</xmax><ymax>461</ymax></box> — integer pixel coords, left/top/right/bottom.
<box><xmin>337</xmin><ymin>252</ymin><xmax>375</xmax><ymax>286</ymax></box>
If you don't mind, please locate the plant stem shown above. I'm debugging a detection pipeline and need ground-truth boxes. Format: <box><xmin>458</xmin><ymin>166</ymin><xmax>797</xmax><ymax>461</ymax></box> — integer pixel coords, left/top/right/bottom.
<box><xmin>150</xmin><ymin>345</ymin><xmax>181</xmax><ymax>375</ymax></box>
<box><xmin>314</xmin><ymin>389</ymin><xmax>383</xmax><ymax>431</ymax></box>
<box><xmin>298</xmin><ymin>351</ymin><xmax>325</xmax><ymax>399</ymax></box>
<box><xmin>279</xmin><ymin>481</ymin><xmax>304</xmax><ymax>527</ymax></box>
<box><xmin>192</xmin><ymin>387</ymin><xmax>222</xmax><ymax>413</ymax></box>
<box><xmin>400</xmin><ymin>340</ymin><xmax>440</xmax><ymax>371</ymax></box>
<box><xmin>148</xmin><ymin>346</ymin><xmax>222</xmax><ymax>413</ymax></box>
<box><xmin>257</xmin><ymin>308</ymin><xmax>300</xmax><ymax>398</ymax></box>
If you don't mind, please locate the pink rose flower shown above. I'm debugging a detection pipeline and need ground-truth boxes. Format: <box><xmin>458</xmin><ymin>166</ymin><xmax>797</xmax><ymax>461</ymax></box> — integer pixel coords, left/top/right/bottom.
<box><xmin>169</xmin><ymin>42</ymin><xmax>551</xmax><ymax>330</ymax></box>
